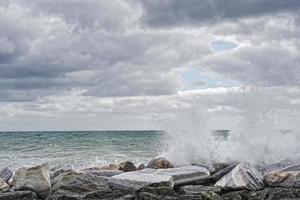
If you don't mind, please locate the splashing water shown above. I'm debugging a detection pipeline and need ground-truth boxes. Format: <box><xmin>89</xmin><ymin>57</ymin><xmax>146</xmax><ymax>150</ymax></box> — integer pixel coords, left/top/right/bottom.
<box><xmin>159</xmin><ymin>86</ymin><xmax>300</xmax><ymax>166</ymax></box>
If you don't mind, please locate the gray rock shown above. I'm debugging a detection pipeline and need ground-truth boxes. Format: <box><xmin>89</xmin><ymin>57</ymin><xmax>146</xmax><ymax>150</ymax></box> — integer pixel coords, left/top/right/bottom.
<box><xmin>0</xmin><ymin>178</ymin><xmax>9</xmax><ymax>193</ymax></box>
<box><xmin>221</xmin><ymin>189</ymin><xmax>269</xmax><ymax>200</ymax></box>
<box><xmin>264</xmin><ymin>171</ymin><xmax>300</xmax><ymax>188</ymax></box>
<box><xmin>0</xmin><ymin>167</ymin><xmax>13</xmax><ymax>183</ymax></box>
<box><xmin>119</xmin><ymin>161</ymin><xmax>137</xmax><ymax>172</ymax></box>
<box><xmin>215</xmin><ymin>162</ymin><xmax>264</xmax><ymax>190</ymax></box>
<box><xmin>12</xmin><ymin>163</ymin><xmax>51</xmax><ymax>198</ymax></box>
<box><xmin>146</xmin><ymin>157</ymin><xmax>174</xmax><ymax>169</ymax></box>
<box><xmin>259</xmin><ymin>161</ymin><xmax>299</xmax><ymax>174</ymax></box>
<box><xmin>138</xmin><ymin>164</ymin><xmax>145</xmax><ymax>170</ymax></box>
<box><xmin>210</xmin><ymin>163</ymin><xmax>238</xmax><ymax>183</ymax></box>
<box><xmin>221</xmin><ymin>188</ymin><xmax>300</xmax><ymax>200</ymax></box>
<box><xmin>109</xmin><ymin>166</ymin><xmax>210</xmax><ymax>190</ymax></box>
<box><xmin>281</xmin><ymin>163</ymin><xmax>300</xmax><ymax>172</ymax></box>
<box><xmin>49</xmin><ymin>170</ymin><xmax>128</xmax><ymax>200</ymax></box>
<box><xmin>0</xmin><ymin>191</ymin><xmax>37</xmax><ymax>200</ymax></box>
<box><xmin>180</xmin><ymin>185</ymin><xmax>222</xmax><ymax>195</ymax></box>
<box><xmin>80</xmin><ymin>168</ymin><xmax>123</xmax><ymax>177</ymax></box>
<box><xmin>51</xmin><ymin>168</ymin><xmax>73</xmax><ymax>179</ymax></box>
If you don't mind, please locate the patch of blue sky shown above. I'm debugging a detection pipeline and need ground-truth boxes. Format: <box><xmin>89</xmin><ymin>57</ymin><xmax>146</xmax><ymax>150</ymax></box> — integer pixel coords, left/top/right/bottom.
<box><xmin>182</xmin><ymin>68</ymin><xmax>240</xmax><ymax>90</ymax></box>
<box><xmin>211</xmin><ymin>40</ymin><xmax>238</xmax><ymax>52</ymax></box>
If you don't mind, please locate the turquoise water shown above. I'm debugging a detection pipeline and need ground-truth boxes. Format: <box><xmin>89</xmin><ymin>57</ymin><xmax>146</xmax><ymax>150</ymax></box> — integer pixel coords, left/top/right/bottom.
<box><xmin>0</xmin><ymin>131</ymin><xmax>164</xmax><ymax>170</ymax></box>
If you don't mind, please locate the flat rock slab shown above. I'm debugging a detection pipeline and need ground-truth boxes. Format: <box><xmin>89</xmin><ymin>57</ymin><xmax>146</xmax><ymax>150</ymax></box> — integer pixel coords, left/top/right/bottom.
<box><xmin>0</xmin><ymin>191</ymin><xmax>37</xmax><ymax>200</ymax></box>
<box><xmin>109</xmin><ymin>166</ymin><xmax>210</xmax><ymax>190</ymax></box>
<box><xmin>80</xmin><ymin>169</ymin><xmax>123</xmax><ymax>177</ymax></box>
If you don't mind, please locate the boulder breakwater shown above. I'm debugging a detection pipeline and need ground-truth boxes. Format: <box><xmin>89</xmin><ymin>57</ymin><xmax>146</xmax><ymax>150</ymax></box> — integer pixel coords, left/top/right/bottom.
<box><xmin>1</xmin><ymin>157</ymin><xmax>300</xmax><ymax>200</ymax></box>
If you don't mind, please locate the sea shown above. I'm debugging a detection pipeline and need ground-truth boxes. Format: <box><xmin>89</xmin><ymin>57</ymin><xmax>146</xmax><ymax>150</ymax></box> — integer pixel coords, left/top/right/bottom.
<box><xmin>0</xmin><ymin>131</ymin><xmax>164</xmax><ymax>170</ymax></box>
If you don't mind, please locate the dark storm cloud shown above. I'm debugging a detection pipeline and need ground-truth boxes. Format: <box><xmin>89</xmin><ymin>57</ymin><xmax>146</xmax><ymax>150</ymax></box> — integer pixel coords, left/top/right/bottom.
<box><xmin>1</xmin><ymin>0</ymin><xmax>300</xmax><ymax>104</ymax></box>
<box><xmin>140</xmin><ymin>0</ymin><xmax>300</xmax><ymax>27</ymax></box>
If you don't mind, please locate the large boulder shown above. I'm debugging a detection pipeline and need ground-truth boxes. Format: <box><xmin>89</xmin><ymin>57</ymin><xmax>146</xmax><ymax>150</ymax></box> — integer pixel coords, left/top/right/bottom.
<box><xmin>49</xmin><ymin>170</ymin><xmax>129</xmax><ymax>200</ymax></box>
<box><xmin>0</xmin><ymin>191</ymin><xmax>37</xmax><ymax>200</ymax></box>
<box><xmin>119</xmin><ymin>161</ymin><xmax>137</xmax><ymax>172</ymax></box>
<box><xmin>0</xmin><ymin>178</ymin><xmax>9</xmax><ymax>193</ymax></box>
<box><xmin>146</xmin><ymin>157</ymin><xmax>174</xmax><ymax>169</ymax></box>
<box><xmin>215</xmin><ymin>162</ymin><xmax>264</xmax><ymax>190</ymax></box>
<box><xmin>0</xmin><ymin>167</ymin><xmax>13</xmax><ymax>182</ymax></box>
<box><xmin>12</xmin><ymin>163</ymin><xmax>51</xmax><ymax>198</ymax></box>
<box><xmin>264</xmin><ymin>171</ymin><xmax>300</xmax><ymax>188</ymax></box>
<box><xmin>109</xmin><ymin>165</ymin><xmax>210</xmax><ymax>190</ymax></box>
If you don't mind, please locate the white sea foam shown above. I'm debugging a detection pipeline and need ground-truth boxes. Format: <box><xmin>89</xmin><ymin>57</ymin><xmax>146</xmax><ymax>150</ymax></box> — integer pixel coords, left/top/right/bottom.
<box><xmin>160</xmin><ymin>87</ymin><xmax>300</xmax><ymax>165</ymax></box>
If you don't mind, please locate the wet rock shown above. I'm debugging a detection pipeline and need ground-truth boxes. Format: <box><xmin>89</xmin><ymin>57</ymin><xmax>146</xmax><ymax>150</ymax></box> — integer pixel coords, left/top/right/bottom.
<box><xmin>259</xmin><ymin>161</ymin><xmax>300</xmax><ymax>175</ymax></box>
<box><xmin>180</xmin><ymin>185</ymin><xmax>222</xmax><ymax>195</ymax></box>
<box><xmin>210</xmin><ymin>163</ymin><xmax>238</xmax><ymax>183</ymax></box>
<box><xmin>0</xmin><ymin>167</ymin><xmax>13</xmax><ymax>183</ymax></box>
<box><xmin>221</xmin><ymin>189</ymin><xmax>268</xmax><ymax>200</ymax></box>
<box><xmin>264</xmin><ymin>171</ymin><xmax>300</xmax><ymax>188</ymax></box>
<box><xmin>215</xmin><ymin>162</ymin><xmax>264</xmax><ymax>190</ymax></box>
<box><xmin>210</xmin><ymin>163</ymin><xmax>232</xmax><ymax>175</ymax></box>
<box><xmin>101</xmin><ymin>164</ymin><xmax>120</xmax><ymax>170</ymax></box>
<box><xmin>0</xmin><ymin>191</ymin><xmax>37</xmax><ymax>200</ymax></box>
<box><xmin>0</xmin><ymin>178</ymin><xmax>9</xmax><ymax>193</ymax></box>
<box><xmin>138</xmin><ymin>164</ymin><xmax>145</xmax><ymax>170</ymax></box>
<box><xmin>221</xmin><ymin>188</ymin><xmax>300</xmax><ymax>200</ymax></box>
<box><xmin>146</xmin><ymin>157</ymin><xmax>174</xmax><ymax>169</ymax></box>
<box><xmin>266</xmin><ymin>187</ymin><xmax>300</xmax><ymax>200</ymax></box>
<box><xmin>109</xmin><ymin>166</ymin><xmax>210</xmax><ymax>190</ymax></box>
<box><xmin>119</xmin><ymin>161</ymin><xmax>137</xmax><ymax>172</ymax></box>
<box><xmin>12</xmin><ymin>163</ymin><xmax>51</xmax><ymax>198</ymax></box>
<box><xmin>80</xmin><ymin>168</ymin><xmax>123</xmax><ymax>177</ymax></box>
<box><xmin>50</xmin><ymin>170</ymin><xmax>128</xmax><ymax>200</ymax></box>
<box><xmin>51</xmin><ymin>168</ymin><xmax>73</xmax><ymax>179</ymax></box>
<box><xmin>281</xmin><ymin>163</ymin><xmax>300</xmax><ymax>172</ymax></box>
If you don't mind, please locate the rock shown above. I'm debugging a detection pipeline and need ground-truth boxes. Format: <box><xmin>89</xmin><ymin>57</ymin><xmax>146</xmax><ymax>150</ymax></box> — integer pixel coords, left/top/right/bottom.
<box><xmin>109</xmin><ymin>165</ymin><xmax>210</xmax><ymax>190</ymax></box>
<box><xmin>281</xmin><ymin>163</ymin><xmax>300</xmax><ymax>172</ymax></box>
<box><xmin>50</xmin><ymin>170</ymin><xmax>128</xmax><ymax>200</ymax></box>
<box><xmin>210</xmin><ymin>163</ymin><xmax>238</xmax><ymax>183</ymax></box>
<box><xmin>80</xmin><ymin>168</ymin><xmax>123</xmax><ymax>177</ymax></box>
<box><xmin>260</xmin><ymin>162</ymin><xmax>300</xmax><ymax>175</ymax></box>
<box><xmin>221</xmin><ymin>188</ymin><xmax>300</xmax><ymax>200</ymax></box>
<box><xmin>12</xmin><ymin>163</ymin><xmax>51</xmax><ymax>198</ymax></box>
<box><xmin>266</xmin><ymin>187</ymin><xmax>300</xmax><ymax>200</ymax></box>
<box><xmin>180</xmin><ymin>185</ymin><xmax>222</xmax><ymax>195</ymax></box>
<box><xmin>0</xmin><ymin>178</ymin><xmax>9</xmax><ymax>193</ymax></box>
<box><xmin>264</xmin><ymin>171</ymin><xmax>300</xmax><ymax>188</ymax></box>
<box><xmin>210</xmin><ymin>163</ymin><xmax>231</xmax><ymax>175</ymax></box>
<box><xmin>146</xmin><ymin>157</ymin><xmax>174</xmax><ymax>169</ymax></box>
<box><xmin>101</xmin><ymin>164</ymin><xmax>120</xmax><ymax>170</ymax></box>
<box><xmin>215</xmin><ymin>162</ymin><xmax>264</xmax><ymax>190</ymax></box>
<box><xmin>119</xmin><ymin>161</ymin><xmax>137</xmax><ymax>172</ymax></box>
<box><xmin>51</xmin><ymin>168</ymin><xmax>74</xmax><ymax>179</ymax></box>
<box><xmin>0</xmin><ymin>167</ymin><xmax>13</xmax><ymax>183</ymax></box>
<box><xmin>138</xmin><ymin>164</ymin><xmax>145</xmax><ymax>170</ymax></box>
<box><xmin>0</xmin><ymin>191</ymin><xmax>37</xmax><ymax>200</ymax></box>
<box><xmin>221</xmin><ymin>189</ymin><xmax>269</xmax><ymax>200</ymax></box>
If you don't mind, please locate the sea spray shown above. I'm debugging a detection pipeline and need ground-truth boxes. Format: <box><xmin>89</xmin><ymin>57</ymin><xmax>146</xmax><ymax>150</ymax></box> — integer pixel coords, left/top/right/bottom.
<box><xmin>158</xmin><ymin>86</ymin><xmax>300</xmax><ymax>166</ymax></box>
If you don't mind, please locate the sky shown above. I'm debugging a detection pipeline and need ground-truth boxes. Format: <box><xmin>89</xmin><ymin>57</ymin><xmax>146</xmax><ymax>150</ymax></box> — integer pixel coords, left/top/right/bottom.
<box><xmin>0</xmin><ymin>0</ymin><xmax>299</xmax><ymax>131</ymax></box>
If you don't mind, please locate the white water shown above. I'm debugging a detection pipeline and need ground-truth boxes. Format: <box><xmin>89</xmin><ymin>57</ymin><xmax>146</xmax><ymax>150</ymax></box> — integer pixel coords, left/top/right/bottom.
<box><xmin>159</xmin><ymin>87</ymin><xmax>300</xmax><ymax>166</ymax></box>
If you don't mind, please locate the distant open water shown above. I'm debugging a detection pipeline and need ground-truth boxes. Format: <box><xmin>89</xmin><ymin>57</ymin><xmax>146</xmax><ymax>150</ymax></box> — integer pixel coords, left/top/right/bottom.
<box><xmin>0</xmin><ymin>131</ymin><xmax>164</xmax><ymax>170</ymax></box>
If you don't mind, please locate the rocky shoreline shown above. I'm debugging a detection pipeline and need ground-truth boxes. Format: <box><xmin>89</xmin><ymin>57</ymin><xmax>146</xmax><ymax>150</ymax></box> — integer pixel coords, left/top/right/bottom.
<box><xmin>1</xmin><ymin>157</ymin><xmax>300</xmax><ymax>199</ymax></box>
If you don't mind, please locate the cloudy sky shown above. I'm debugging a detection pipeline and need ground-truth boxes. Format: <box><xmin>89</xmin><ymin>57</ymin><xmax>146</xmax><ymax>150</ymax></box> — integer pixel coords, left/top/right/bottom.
<box><xmin>0</xmin><ymin>0</ymin><xmax>299</xmax><ymax>131</ymax></box>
